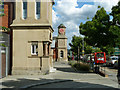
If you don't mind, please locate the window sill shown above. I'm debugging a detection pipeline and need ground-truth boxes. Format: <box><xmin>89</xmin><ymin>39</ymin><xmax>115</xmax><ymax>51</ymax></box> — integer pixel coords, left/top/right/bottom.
<box><xmin>28</xmin><ymin>55</ymin><xmax>40</xmax><ymax>58</ymax></box>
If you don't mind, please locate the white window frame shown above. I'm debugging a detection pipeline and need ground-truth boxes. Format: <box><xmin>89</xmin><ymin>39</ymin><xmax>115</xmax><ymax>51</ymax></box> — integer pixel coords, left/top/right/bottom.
<box><xmin>35</xmin><ymin>0</ymin><xmax>40</xmax><ymax>19</ymax></box>
<box><xmin>22</xmin><ymin>1</ymin><xmax>27</xmax><ymax>20</ymax></box>
<box><xmin>31</xmin><ymin>43</ymin><xmax>38</xmax><ymax>55</ymax></box>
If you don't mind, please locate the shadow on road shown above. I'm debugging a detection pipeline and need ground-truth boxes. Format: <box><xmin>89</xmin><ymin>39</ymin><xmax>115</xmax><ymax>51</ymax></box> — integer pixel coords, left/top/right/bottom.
<box><xmin>1</xmin><ymin>78</ymin><xmax>119</xmax><ymax>89</ymax></box>
<box><xmin>55</xmin><ymin>67</ymin><xmax>94</xmax><ymax>73</ymax></box>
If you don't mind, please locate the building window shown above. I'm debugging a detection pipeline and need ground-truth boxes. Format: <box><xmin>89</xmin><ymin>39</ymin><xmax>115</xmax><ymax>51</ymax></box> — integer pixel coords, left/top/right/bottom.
<box><xmin>22</xmin><ymin>1</ymin><xmax>27</xmax><ymax>19</ymax></box>
<box><xmin>43</xmin><ymin>42</ymin><xmax>45</xmax><ymax>56</ymax></box>
<box><xmin>31</xmin><ymin>42</ymin><xmax>38</xmax><ymax>55</ymax></box>
<box><xmin>0</xmin><ymin>2</ymin><xmax>4</xmax><ymax>16</ymax></box>
<box><xmin>60</xmin><ymin>50</ymin><xmax>63</xmax><ymax>58</ymax></box>
<box><xmin>35</xmin><ymin>1</ymin><xmax>40</xmax><ymax>19</ymax></box>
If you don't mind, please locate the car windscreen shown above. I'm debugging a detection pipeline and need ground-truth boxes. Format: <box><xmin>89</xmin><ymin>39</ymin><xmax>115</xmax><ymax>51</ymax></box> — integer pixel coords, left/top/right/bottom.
<box><xmin>96</xmin><ymin>53</ymin><xmax>104</xmax><ymax>58</ymax></box>
<box><xmin>111</xmin><ymin>58</ymin><xmax>118</xmax><ymax>60</ymax></box>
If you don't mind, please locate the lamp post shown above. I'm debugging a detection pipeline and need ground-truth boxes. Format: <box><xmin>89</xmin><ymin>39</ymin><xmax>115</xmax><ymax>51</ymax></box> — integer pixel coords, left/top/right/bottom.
<box><xmin>80</xmin><ymin>34</ymin><xmax>85</xmax><ymax>56</ymax></box>
<box><xmin>82</xmin><ymin>37</ymin><xmax>84</xmax><ymax>56</ymax></box>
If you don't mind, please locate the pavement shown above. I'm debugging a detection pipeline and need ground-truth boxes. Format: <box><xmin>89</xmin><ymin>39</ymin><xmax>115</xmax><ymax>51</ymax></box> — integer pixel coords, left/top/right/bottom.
<box><xmin>0</xmin><ymin>61</ymin><xmax>120</xmax><ymax>88</ymax></box>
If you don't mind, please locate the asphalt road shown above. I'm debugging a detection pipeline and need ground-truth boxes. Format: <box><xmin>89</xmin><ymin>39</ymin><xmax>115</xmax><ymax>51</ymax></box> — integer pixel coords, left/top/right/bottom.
<box><xmin>30</xmin><ymin>61</ymin><xmax>119</xmax><ymax>88</ymax></box>
<box><xmin>104</xmin><ymin>66</ymin><xmax>118</xmax><ymax>83</ymax></box>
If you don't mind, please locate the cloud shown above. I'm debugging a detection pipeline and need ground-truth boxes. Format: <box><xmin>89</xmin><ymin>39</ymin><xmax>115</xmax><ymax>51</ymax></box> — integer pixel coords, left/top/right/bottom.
<box><xmin>93</xmin><ymin>0</ymin><xmax>119</xmax><ymax>12</ymax></box>
<box><xmin>52</xmin><ymin>0</ymin><xmax>119</xmax><ymax>49</ymax></box>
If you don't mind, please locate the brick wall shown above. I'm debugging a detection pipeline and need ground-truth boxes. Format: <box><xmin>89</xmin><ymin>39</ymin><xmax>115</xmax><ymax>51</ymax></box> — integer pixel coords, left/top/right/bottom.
<box><xmin>0</xmin><ymin>2</ymin><xmax>13</xmax><ymax>28</ymax></box>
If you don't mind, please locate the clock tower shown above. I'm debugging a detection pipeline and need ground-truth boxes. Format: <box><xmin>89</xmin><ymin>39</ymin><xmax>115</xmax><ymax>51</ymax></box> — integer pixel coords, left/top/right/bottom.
<box><xmin>56</xmin><ymin>24</ymin><xmax>68</xmax><ymax>61</ymax></box>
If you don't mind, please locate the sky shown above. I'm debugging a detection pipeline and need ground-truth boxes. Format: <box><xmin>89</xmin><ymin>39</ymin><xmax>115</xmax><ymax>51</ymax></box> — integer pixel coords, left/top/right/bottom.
<box><xmin>51</xmin><ymin>0</ymin><xmax>119</xmax><ymax>49</ymax></box>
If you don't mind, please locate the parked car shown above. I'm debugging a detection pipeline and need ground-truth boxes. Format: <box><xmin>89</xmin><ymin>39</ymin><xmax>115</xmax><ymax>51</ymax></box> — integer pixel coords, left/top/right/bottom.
<box><xmin>86</xmin><ymin>55</ymin><xmax>94</xmax><ymax>63</ymax></box>
<box><xmin>113</xmin><ymin>61</ymin><xmax>118</xmax><ymax>68</ymax></box>
<box><xmin>108</xmin><ymin>56</ymin><xmax>118</xmax><ymax>66</ymax></box>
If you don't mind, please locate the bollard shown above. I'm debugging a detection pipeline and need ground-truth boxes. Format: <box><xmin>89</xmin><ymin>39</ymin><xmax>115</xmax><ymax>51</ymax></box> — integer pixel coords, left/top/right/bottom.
<box><xmin>95</xmin><ymin>66</ymin><xmax>99</xmax><ymax>74</ymax></box>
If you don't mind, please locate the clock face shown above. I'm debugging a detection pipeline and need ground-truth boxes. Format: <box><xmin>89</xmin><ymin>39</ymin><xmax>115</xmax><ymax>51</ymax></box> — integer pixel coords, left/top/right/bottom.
<box><xmin>59</xmin><ymin>28</ymin><xmax>64</xmax><ymax>34</ymax></box>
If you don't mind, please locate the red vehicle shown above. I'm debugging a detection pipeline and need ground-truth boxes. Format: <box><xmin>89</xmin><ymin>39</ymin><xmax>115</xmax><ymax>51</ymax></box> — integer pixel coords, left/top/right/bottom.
<box><xmin>94</xmin><ymin>52</ymin><xmax>106</xmax><ymax>64</ymax></box>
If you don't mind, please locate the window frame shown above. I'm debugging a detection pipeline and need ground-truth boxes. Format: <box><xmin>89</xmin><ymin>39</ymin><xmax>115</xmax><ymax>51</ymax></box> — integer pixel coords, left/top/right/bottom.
<box><xmin>22</xmin><ymin>1</ymin><xmax>27</xmax><ymax>20</ymax></box>
<box><xmin>35</xmin><ymin>0</ymin><xmax>41</xmax><ymax>19</ymax></box>
<box><xmin>31</xmin><ymin>43</ymin><xmax>38</xmax><ymax>55</ymax></box>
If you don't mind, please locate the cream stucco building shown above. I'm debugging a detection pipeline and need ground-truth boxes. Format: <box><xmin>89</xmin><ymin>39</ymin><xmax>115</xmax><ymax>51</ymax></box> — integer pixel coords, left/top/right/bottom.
<box><xmin>11</xmin><ymin>0</ymin><xmax>54</xmax><ymax>75</ymax></box>
<box><xmin>55</xmin><ymin>24</ymin><xmax>68</xmax><ymax>61</ymax></box>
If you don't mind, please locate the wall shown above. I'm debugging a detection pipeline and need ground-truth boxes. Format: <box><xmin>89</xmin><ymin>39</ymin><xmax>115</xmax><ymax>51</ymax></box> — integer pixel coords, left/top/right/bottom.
<box><xmin>12</xmin><ymin>28</ymin><xmax>52</xmax><ymax>75</ymax></box>
<box><xmin>11</xmin><ymin>0</ymin><xmax>54</xmax><ymax>75</ymax></box>
<box><xmin>12</xmin><ymin>1</ymin><xmax>52</xmax><ymax>26</ymax></box>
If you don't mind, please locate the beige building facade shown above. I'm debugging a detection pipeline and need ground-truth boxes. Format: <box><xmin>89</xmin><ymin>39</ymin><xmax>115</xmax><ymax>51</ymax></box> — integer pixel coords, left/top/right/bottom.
<box><xmin>11</xmin><ymin>0</ymin><xmax>54</xmax><ymax>75</ymax></box>
<box><xmin>56</xmin><ymin>24</ymin><xmax>68</xmax><ymax>61</ymax></box>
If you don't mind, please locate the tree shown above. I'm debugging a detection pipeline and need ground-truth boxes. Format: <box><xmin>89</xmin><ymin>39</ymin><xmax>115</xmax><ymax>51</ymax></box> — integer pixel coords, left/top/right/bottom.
<box><xmin>0</xmin><ymin>1</ymin><xmax>5</xmax><ymax>16</ymax></box>
<box><xmin>79</xmin><ymin>7</ymin><xmax>116</xmax><ymax>54</ymax></box>
<box><xmin>110</xmin><ymin>1</ymin><xmax>120</xmax><ymax>47</ymax></box>
<box><xmin>69</xmin><ymin>35</ymin><xmax>93</xmax><ymax>56</ymax></box>
<box><xmin>110</xmin><ymin>1</ymin><xmax>120</xmax><ymax>25</ymax></box>
<box><xmin>92</xmin><ymin>47</ymin><xmax>102</xmax><ymax>53</ymax></box>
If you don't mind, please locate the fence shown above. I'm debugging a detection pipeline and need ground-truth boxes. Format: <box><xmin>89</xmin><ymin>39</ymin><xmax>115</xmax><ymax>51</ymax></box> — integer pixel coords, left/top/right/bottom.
<box><xmin>0</xmin><ymin>47</ymin><xmax>9</xmax><ymax>78</ymax></box>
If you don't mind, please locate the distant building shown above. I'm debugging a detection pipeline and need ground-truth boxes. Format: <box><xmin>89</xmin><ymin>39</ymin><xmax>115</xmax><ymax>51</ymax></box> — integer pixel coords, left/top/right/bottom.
<box><xmin>0</xmin><ymin>2</ymin><xmax>14</xmax><ymax>78</ymax></box>
<box><xmin>52</xmin><ymin>24</ymin><xmax>68</xmax><ymax>61</ymax></box>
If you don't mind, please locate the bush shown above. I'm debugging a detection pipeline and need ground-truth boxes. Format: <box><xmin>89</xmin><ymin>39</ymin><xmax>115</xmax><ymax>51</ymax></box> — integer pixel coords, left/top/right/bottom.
<box><xmin>73</xmin><ymin>62</ymin><xmax>90</xmax><ymax>71</ymax></box>
<box><xmin>68</xmin><ymin>60</ymin><xmax>76</xmax><ymax>66</ymax></box>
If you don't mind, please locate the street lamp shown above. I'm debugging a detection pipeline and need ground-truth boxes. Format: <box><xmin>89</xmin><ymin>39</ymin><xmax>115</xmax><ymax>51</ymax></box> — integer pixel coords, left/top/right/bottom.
<box><xmin>80</xmin><ymin>34</ymin><xmax>85</xmax><ymax>56</ymax></box>
<box><xmin>82</xmin><ymin>37</ymin><xmax>84</xmax><ymax>56</ymax></box>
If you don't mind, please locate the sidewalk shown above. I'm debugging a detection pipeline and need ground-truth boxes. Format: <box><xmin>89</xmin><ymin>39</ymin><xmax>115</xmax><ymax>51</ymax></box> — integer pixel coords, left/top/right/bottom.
<box><xmin>0</xmin><ymin>61</ymin><xmax>119</xmax><ymax>88</ymax></box>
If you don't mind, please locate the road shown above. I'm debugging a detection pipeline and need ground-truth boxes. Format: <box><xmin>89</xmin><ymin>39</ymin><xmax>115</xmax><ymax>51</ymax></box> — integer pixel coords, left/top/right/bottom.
<box><xmin>30</xmin><ymin>61</ymin><xmax>119</xmax><ymax>88</ymax></box>
<box><xmin>104</xmin><ymin>66</ymin><xmax>118</xmax><ymax>83</ymax></box>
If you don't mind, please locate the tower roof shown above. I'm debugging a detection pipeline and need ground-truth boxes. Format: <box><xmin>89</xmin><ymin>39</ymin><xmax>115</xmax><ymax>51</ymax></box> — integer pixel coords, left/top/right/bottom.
<box><xmin>58</xmin><ymin>24</ymin><xmax>66</xmax><ymax>28</ymax></box>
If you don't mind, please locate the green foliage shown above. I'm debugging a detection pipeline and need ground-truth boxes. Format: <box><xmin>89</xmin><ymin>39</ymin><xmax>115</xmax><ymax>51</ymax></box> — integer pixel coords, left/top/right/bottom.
<box><xmin>110</xmin><ymin>1</ymin><xmax>120</xmax><ymax>24</ymax></box>
<box><xmin>73</xmin><ymin>62</ymin><xmax>90</xmax><ymax>71</ymax></box>
<box><xmin>0</xmin><ymin>26</ymin><xmax>10</xmax><ymax>31</ymax></box>
<box><xmin>79</xmin><ymin>7</ymin><xmax>117</xmax><ymax>54</ymax></box>
<box><xmin>0</xmin><ymin>0</ymin><xmax>3</xmax><ymax>4</ymax></box>
<box><xmin>69</xmin><ymin>35</ymin><xmax>83</xmax><ymax>55</ymax></box>
<box><xmin>98</xmin><ymin>6</ymin><xmax>101</xmax><ymax>8</ymax></box>
<box><xmin>69</xmin><ymin>35</ymin><xmax>92</xmax><ymax>55</ymax></box>
<box><xmin>92</xmin><ymin>47</ymin><xmax>102</xmax><ymax>53</ymax></box>
<box><xmin>110</xmin><ymin>1</ymin><xmax>120</xmax><ymax>47</ymax></box>
<box><xmin>87</xmin><ymin>17</ymin><xmax>89</xmax><ymax>20</ymax></box>
<box><xmin>0</xmin><ymin>43</ymin><xmax>6</xmax><ymax>47</ymax></box>
<box><xmin>0</xmin><ymin>1</ymin><xmax>4</xmax><ymax>17</ymax></box>
<box><xmin>0</xmin><ymin>9</ymin><xmax>4</xmax><ymax>12</ymax></box>
<box><xmin>0</xmin><ymin>13</ymin><xmax>5</xmax><ymax>17</ymax></box>
<box><xmin>68</xmin><ymin>60</ymin><xmax>77</xmax><ymax>66</ymax></box>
